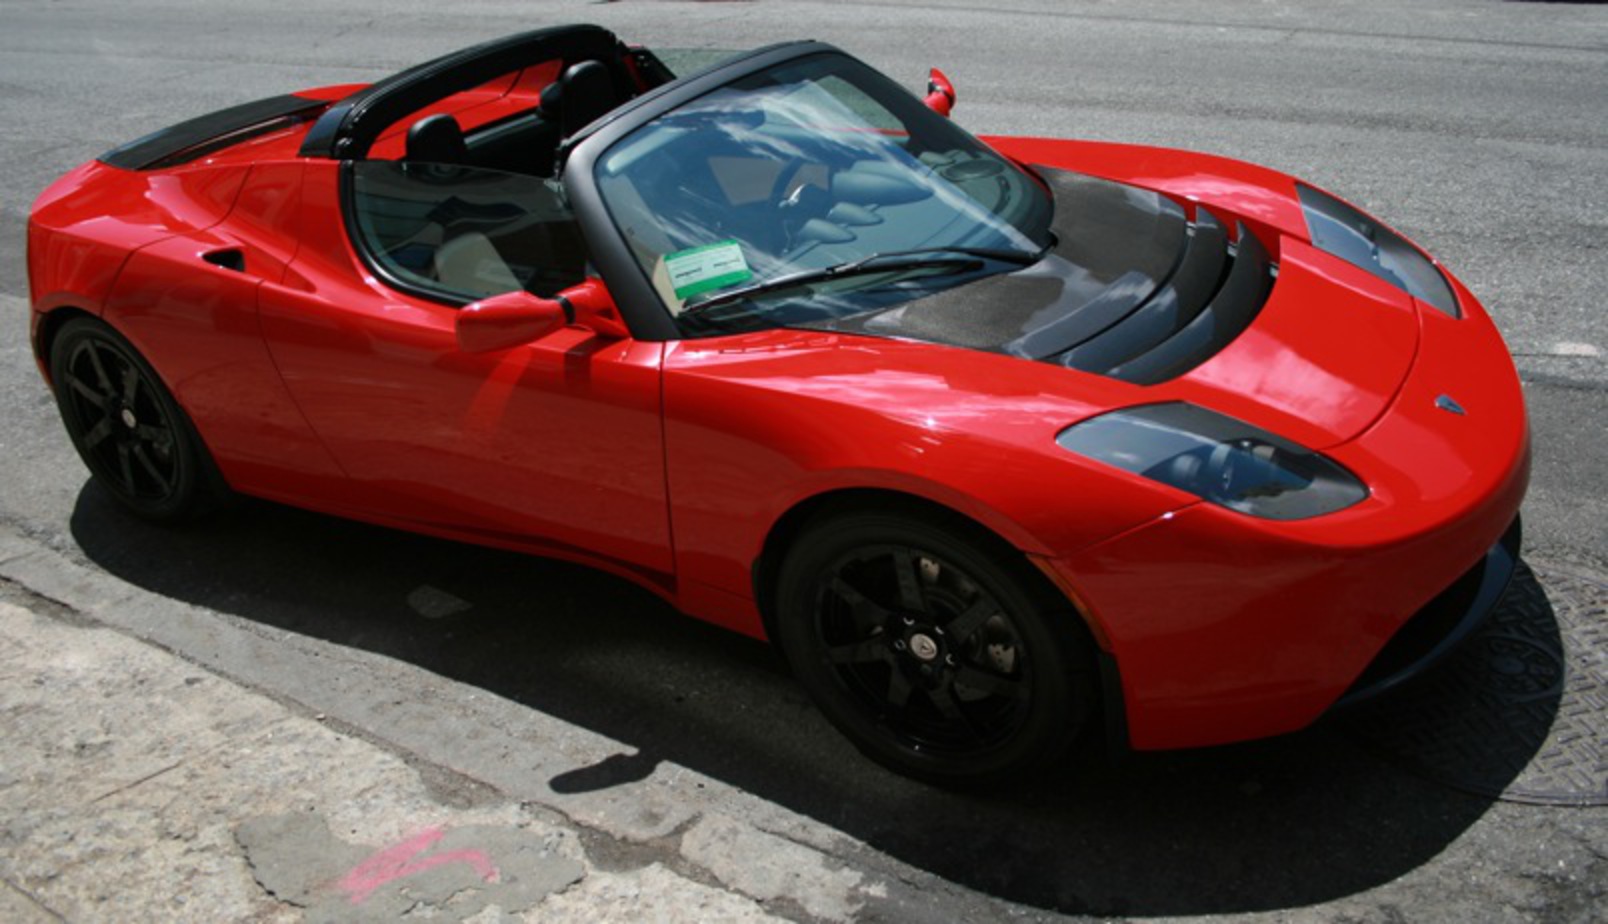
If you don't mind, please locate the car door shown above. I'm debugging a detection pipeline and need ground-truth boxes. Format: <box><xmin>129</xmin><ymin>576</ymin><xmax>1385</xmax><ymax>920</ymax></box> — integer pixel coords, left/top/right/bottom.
<box><xmin>256</xmin><ymin>159</ymin><xmax>673</xmax><ymax>578</ymax></box>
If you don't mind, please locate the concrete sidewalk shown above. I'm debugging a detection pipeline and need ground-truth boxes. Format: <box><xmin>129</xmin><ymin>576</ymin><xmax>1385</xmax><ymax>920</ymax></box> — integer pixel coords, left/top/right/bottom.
<box><xmin>0</xmin><ymin>522</ymin><xmax>986</xmax><ymax>924</ymax></box>
<box><xmin>3</xmin><ymin>520</ymin><xmax>1602</xmax><ymax>924</ymax></box>
<box><xmin>0</xmin><ymin>580</ymin><xmax>781</xmax><ymax>922</ymax></box>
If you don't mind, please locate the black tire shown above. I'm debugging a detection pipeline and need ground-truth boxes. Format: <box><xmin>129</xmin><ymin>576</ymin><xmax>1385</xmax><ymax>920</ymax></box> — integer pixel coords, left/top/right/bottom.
<box><xmin>49</xmin><ymin>316</ymin><xmax>229</xmax><ymax>522</ymax></box>
<box><xmin>774</xmin><ymin>509</ymin><xmax>1096</xmax><ymax>785</ymax></box>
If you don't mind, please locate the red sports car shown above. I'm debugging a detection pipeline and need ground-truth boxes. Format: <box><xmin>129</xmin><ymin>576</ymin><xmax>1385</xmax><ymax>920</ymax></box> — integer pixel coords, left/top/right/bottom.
<box><xmin>28</xmin><ymin>25</ymin><xmax>1528</xmax><ymax>783</ymax></box>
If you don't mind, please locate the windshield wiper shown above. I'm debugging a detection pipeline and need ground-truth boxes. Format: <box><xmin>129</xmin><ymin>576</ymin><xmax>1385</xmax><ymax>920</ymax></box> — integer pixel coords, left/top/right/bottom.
<box><xmin>681</xmin><ymin>245</ymin><xmax>1044</xmax><ymax>316</ymax></box>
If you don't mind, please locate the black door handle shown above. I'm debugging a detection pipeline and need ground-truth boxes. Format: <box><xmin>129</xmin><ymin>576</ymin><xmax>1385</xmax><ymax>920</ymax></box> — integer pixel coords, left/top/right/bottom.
<box><xmin>203</xmin><ymin>248</ymin><xmax>246</xmax><ymax>272</ymax></box>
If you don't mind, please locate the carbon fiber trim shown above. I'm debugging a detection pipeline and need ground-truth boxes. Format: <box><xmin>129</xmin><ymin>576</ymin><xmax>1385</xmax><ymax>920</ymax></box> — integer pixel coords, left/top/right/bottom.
<box><xmin>1104</xmin><ymin>222</ymin><xmax>1271</xmax><ymax>385</ymax></box>
<box><xmin>1060</xmin><ymin>209</ymin><xmax>1228</xmax><ymax>374</ymax></box>
<box><xmin>100</xmin><ymin>94</ymin><xmax>326</xmax><ymax>171</ymax></box>
<box><xmin>817</xmin><ymin>167</ymin><xmax>1276</xmax><ymax>384</ymax></box>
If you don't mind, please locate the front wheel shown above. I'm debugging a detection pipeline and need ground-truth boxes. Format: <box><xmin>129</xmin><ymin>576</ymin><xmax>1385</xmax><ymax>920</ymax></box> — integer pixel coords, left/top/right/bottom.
<box><xmin>774</xmin><ymin>510</ymin><xmax>1095</xmax><ymax>785</ymax></box>
<box><xmin>49</xmin><ymin>316</ymin><xmax>229</xmax><ymax>522</ymax></box>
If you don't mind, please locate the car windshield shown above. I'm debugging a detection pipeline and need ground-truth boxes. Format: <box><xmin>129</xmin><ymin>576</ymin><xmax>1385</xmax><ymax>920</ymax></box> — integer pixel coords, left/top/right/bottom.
<box><xmin>592</xmin><ymin>52</ymin><xmax>1054</xmax><ymax>334</ymax></box>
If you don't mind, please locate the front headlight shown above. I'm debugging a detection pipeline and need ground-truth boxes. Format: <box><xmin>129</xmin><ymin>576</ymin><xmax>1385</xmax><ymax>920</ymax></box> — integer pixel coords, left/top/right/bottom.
<box><xmin>1298</xmin><ymin>184</ymin><xmax>1460</xmax><ymax>318</ymax></box>
<box><xmin>1056</xmin><ymin>403</ymin><xmax>1368</xmax><ymax>520</ymax></box>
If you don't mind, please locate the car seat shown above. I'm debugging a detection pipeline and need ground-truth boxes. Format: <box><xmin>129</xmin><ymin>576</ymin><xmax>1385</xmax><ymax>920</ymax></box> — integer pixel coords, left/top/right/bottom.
<box><xmin>405</xmin><ymin>114</ymin><xmax>470</xmax><ymax>165</ymax></box>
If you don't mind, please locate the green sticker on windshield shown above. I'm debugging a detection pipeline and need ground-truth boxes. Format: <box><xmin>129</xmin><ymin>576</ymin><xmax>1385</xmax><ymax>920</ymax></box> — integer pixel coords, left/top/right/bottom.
<box><xmin>663</xmin><ymin>240</ymin><xmax>752</xmax><ymax>300</ymax></box>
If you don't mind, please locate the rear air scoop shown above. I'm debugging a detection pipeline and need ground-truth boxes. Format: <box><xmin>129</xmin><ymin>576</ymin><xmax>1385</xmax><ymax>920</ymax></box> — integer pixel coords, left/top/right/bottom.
<box><xmin>825</xmin><ymin>167</ymin><xmax>1276</xmax><ymax>385</ymax></box>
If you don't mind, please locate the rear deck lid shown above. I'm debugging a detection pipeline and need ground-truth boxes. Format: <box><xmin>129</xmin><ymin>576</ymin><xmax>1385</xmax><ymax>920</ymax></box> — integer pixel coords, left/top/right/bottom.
<box><xmin>99</xmin><ymin>94</ymin><xmax>328</xmax><ymax>171</ymax></box>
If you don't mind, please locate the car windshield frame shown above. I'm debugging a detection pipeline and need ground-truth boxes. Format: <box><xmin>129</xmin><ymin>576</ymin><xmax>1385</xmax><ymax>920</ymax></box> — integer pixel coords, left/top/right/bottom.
<box><xmin>561</xmin><ymin>42</ymin><xmax>1054</xmax><ymax>341</ymax></box>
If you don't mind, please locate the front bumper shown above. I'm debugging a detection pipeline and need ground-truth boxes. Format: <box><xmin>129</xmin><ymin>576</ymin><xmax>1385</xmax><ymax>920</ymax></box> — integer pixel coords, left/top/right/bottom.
<box><xmin>1052</xmin><ymin>271</ymin><xmax>1530</xmax><ymax>751</ymax></box>
<box><xmin>1332</xmin><ymin>515</ymin><xmax>1521</xmax><ymax>710</ymax></box>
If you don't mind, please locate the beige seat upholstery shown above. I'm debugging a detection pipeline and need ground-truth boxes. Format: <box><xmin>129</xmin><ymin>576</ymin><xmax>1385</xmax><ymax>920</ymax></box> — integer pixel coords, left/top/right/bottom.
<box><xmin>433</xmin><ymin>232</ymin><xmax>522</xmax><ymax>298</ymax></box>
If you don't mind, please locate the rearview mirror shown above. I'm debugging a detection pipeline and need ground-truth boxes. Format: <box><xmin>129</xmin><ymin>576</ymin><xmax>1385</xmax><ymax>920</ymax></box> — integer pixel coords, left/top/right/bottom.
<box><xmin>455</xmin><ymin>279</ymin><xmax>630</xmax><ymax>353</ymax></box>
<box><xmin>455</xmin><ymin>290</ymin><xmax>567</xmax><ymax>353</ymax></box>
<box><xmin>924</xmin><ymin>68</ymin><xmax>956</xmax><ymax>117</ymax></box>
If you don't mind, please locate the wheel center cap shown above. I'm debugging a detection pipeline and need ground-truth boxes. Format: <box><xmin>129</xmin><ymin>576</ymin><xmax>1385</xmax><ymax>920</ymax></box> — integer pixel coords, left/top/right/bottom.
<box><xmin>119</xmin><ymin>408</ymin><xmax>138</xmax><ymax>429</ymax></box>
<box><xmin>908</xmin><ymin>633</ymin><xmax>940</xmax><ymax>662</ymax></box>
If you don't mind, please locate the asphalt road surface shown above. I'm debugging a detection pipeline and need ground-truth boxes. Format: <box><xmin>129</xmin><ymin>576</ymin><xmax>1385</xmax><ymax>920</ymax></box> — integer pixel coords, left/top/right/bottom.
<box><xmin>1</xmin><ymin>1</ymin><xmax>1604</xmax><ymax>921</ymax></box>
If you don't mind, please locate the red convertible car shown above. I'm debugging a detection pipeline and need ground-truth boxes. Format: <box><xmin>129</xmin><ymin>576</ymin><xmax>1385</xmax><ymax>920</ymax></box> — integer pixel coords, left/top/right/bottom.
<box><xmin>28</xmin><ymin>25</ymin><xmax>1528</xmax><ymax>783</ymax></box>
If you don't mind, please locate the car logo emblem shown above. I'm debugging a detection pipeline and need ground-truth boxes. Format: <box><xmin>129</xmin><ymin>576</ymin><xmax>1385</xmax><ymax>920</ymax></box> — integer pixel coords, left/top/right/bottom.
<box><xmin>908</xmin><ymin>633</ymin><xmax>940</xmax><ymax>662</ymax></box>
<box><xmin>1435</xmin><ymin>394</ymin><xmax>1466</xmax><ymax>416</ymax></box>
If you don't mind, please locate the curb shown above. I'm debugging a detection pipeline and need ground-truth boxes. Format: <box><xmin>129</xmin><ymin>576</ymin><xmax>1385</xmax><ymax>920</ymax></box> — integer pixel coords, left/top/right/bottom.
<box><xmin>0</xmin><ymin>525</ymin><xmax>1004</xmax><ymax>923</ymax></box>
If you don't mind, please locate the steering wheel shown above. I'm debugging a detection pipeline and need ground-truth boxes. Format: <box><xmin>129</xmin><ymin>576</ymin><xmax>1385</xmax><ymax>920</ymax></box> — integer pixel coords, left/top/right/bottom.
<box><xmin>770</xmin><ymin>159</ymin><xmax>834</xmax><ymax>251</ymax></box>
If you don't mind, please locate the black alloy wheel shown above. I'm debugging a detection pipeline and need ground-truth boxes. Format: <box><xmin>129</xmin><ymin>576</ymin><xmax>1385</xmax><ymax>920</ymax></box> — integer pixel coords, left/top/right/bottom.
<box><xmin>776</xmin><ymin>510</ymin><xmax>1093</xmax><ymax>784</ymax></box>
<box><xmin>49</xmin><ymin>317</ymin><xmax>225</xmax><ymax>521</ymax></box>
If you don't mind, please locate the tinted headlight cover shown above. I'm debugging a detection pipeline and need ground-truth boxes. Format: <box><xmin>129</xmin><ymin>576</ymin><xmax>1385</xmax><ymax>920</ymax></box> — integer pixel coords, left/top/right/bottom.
<box><xmin>1298</xmin><ymin>184</ymin><xmax>1459</xmax><ymax>318</ymax></box>
<box><xmin>1056</xmin><ymin>403</ymin><xmax>1368</xmax><ymax>520</ymax></box>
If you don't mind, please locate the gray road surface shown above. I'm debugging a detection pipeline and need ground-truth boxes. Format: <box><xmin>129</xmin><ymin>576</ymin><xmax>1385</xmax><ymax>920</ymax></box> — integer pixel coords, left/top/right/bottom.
<box><xmin>1</xmin><ymin>1</ymin><xmax>1604</xmax><ymax>921</ymax></box>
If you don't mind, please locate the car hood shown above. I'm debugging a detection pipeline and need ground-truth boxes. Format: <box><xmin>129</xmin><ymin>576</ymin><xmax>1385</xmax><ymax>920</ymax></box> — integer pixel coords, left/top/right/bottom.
<box><xmin>808</xmin><ymin>154</ymin><xmax>1422</xmax><ymax>449</ymax></box>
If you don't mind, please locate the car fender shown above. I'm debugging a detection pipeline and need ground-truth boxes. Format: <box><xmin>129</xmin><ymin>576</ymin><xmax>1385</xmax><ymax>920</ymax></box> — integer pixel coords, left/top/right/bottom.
<box><xmin>660</xmin><ymin>332</ymin><xmax>1183</xmax><ymax>624</ymax></box>
<box><xmin>30</xmin><ymin>161</ymin><xmax>253</xmax><ymax>365</ymax></box>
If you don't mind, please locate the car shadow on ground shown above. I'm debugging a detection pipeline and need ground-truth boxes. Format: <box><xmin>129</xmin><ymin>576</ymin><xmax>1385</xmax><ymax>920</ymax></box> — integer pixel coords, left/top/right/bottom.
<box><xmin>69</xmin><ymin>485</ymin><xmax>1561</xmax><ymax>916</ymax></box>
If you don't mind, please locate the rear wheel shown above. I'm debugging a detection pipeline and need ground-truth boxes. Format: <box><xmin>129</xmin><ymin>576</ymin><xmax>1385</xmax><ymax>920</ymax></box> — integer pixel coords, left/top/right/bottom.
<box><xmin>49</xmin><ymin>317</ymin><xmax>228</xmax><ymax>522</ymax></box>
<box><xmin>774</xmin><ymin>510</ymin><xmax>1095</xmax><ymax>785</ymax></box>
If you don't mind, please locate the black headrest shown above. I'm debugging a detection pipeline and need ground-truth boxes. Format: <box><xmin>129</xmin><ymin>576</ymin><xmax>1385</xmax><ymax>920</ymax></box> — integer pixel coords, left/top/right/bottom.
<box><xmin>405</xmin><ymin>114</ymin><xmax>468</xmax><ymax>164</ymax></box>
<box><xmin>560</xmin><ymin>61</ymin><xmax>616</xmax><ymax>136</ymax></box>
<box><xmin>543</xmin><ymin>60</ymin><xmax>618</xmax><ymax>138</ymax></box>
<box><xmin>538</xmin><ymin>80</ymin><xmax>564</xmax><ymax>122</ymax></box>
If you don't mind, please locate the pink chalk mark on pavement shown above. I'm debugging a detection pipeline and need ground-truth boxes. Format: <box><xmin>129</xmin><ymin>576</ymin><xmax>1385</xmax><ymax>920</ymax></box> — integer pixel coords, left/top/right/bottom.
<box><xmin>339</xmin><ymin>826</ymin><xmax>499</xmax><ymax>904</ymax></box>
